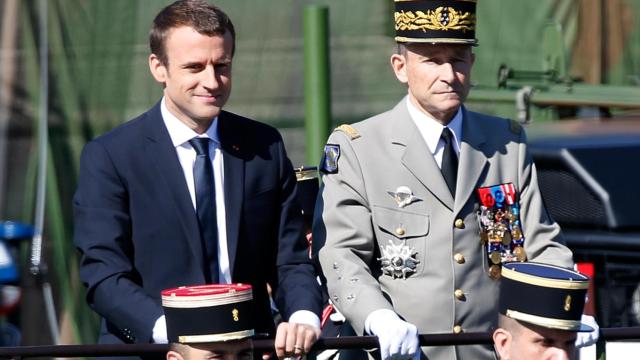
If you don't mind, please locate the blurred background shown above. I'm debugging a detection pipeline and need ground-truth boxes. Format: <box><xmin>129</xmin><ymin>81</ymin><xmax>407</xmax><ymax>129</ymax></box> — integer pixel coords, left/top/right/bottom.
<box><xmin>0</xmin><ymin>0</ymin><xmax>639</xmax><ymax>346</ymax></box>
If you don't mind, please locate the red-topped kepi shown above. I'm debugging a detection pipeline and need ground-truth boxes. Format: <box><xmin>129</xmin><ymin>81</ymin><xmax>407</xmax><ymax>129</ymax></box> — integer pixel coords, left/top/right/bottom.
<box><xmin>161</xmin><ymin>284</ymin><xmax>254</xmax><ymax>343</ymax></box>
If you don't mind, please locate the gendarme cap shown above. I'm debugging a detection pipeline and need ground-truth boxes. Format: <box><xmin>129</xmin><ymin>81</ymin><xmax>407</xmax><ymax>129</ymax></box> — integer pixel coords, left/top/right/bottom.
<box><xmin>161</xmin><ymin>284</ymin><xmax>254</xmax><ymax>343</ymax></box>
<box><xmin>295</xmin><ymin>166</ymin><xmax>319</xmax><ymax>221</ymax></box>
<box><xmin>394</xmin><ymin>0</ymin><xmax>478</xmax><ymax>45</ymax></box>
<box><xmin>500</xmin><ymin>262</ymin><xmax>593</xmax><ymax>332</ymax></box>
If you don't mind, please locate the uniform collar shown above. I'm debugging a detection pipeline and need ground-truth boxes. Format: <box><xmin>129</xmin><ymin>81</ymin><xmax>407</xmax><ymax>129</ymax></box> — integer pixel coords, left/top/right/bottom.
<box><xmin>406</xmin><ymin>97</ymin><xmax>463</xmax><ymax>154</ymax></box>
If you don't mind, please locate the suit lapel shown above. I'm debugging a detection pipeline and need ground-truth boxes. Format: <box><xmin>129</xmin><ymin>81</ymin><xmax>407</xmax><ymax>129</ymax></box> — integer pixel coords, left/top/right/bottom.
<box><xmin>218</xmin><ymin>112</ymin><xmax>245</xmax><ymax>278</ymax></box>
<box><xmin>454</xmin><ymin>108</ymin><xmax>488</xmax><ymax>214</ymax></box>
<box><xmin>390</xmin><ymin>99</ymin><xmax>454</xmax><ymax>210</ymax></box>
<box><xmin>143</xmin><ymin>102</ymin><xmax>205</xmax><ymax>273</ymax></box>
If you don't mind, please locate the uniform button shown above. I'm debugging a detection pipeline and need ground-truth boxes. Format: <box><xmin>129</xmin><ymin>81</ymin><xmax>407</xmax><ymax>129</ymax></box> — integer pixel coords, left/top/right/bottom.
<box><xmin>454</xmin><ymin>253</ymin><xmax>465</xmax><ymax>264</ymax></box>
<box><xmin>395</xmin><ymin>227</ymin><xmax>405</xmax><ymax>236</ymax></box>
<box><xmin>453</xmin><ymin>325</ymin><xmax>463</xmax><ymax>334</ymax></box>
<box><xmin>454</xmin><ymin>289</ymin><xmax>465</xmax><ymax>300</ymax></box>
<box><xmin>454</xmin><ymin>219</ymin><xmax>465</xmax><ymax>229</ymax></box>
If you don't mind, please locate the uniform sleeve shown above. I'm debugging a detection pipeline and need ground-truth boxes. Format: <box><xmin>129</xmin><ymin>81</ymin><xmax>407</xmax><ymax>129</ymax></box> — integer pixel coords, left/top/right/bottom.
<box><xmin>314</xmin><ymin>131</ymin><xmax>395</xmax><ymax>334</ymax></box>
<box><xmin>73</xmin><ymin>140</ymin><xmax>163</xmax><ymax>343</ymax></box>
<box><xmin>517</xmin><ymin>129</ymin><xmax>574</xmax><ymax>268</ymax></box>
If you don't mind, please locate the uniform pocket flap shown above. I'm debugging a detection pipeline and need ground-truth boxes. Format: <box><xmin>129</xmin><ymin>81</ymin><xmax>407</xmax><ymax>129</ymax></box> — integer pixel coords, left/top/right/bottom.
<box><xmin>372</xmin><ymin>205</ymin><xmax>429</xmax><ymax>239</ymax></box>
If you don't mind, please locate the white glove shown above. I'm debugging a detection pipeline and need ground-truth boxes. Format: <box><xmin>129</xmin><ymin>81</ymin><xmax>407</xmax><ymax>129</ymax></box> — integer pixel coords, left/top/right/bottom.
<box><xmin>575</xmin><ymin>314</ymin><xmax>599</xmax><ymax>348</ymax></box>
<box><xmin>366</xmin><ymin>309</ymin><xmax>420</xmax><ymax>360</ymax></box>
<box><xmin>152</xmin><ymin>315</ymin><xmax>168</xmax><ymax>344</ymax></box>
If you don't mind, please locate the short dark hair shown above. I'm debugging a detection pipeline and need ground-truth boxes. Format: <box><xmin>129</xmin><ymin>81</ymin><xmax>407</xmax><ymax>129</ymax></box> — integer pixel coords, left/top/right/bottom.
<box><xmin>150</xmin><ymin>0</ymin><xmax>236</xmax><ymax>65</ymax></box>
<box><xmin>169</xmin><ymin>342</ymin><xmax>188</xmax><ymax>354</ymax></box>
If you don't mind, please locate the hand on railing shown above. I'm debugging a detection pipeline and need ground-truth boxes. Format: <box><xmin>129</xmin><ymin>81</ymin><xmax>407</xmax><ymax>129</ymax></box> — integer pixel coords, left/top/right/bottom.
<box><xmin>367</xmin><ymin>309</ymin><xmax>420</xmax><ymax>360</ymax></box>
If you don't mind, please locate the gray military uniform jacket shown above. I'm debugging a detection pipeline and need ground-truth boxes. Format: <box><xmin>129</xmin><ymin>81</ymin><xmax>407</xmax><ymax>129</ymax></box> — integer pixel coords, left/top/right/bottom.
<box><xmin>314</xmin><ymin>97</ymin><xmax>573</xmax><ymax>360</ymax></box>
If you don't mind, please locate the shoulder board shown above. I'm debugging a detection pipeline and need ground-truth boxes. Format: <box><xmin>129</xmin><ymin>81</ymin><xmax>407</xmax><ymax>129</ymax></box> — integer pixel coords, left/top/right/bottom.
<box><xmin>333</xmin><ymin>124</ymin><xmax>361</xmax><ymax>140</ymax></box>
<box><xmin>509</xmin><ymin>119</ymin><xmax>522</xmax><ymax>135</ymax></box>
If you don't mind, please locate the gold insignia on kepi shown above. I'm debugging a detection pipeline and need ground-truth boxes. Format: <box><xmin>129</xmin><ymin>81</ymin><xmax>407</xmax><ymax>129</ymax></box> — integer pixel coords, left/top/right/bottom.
<box><xmin>395</xmin><ymin>7</ymin><xmax>475</xmax><ymax>31</ymax></box>
<box><xmin>394</xmin><ymin>0</ymin><xmax>477</xmax><ymax>45</ymax></box>
<box><xmin>564</xmin><ymin>295</ymin><xmax>572</xmax><ymax>312</ymax></box>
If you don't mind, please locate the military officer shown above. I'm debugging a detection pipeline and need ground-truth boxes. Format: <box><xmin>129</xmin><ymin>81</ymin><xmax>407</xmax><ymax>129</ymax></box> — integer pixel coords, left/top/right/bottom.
<box><xmin>313</xmin><ymin>0</ymin><xmax>578</xmax><ymax>359</ymax></box>
<box><xmin>492</xmin><ymin>262</ymin><xmax>593</xmax><ymax>360</ymax></box>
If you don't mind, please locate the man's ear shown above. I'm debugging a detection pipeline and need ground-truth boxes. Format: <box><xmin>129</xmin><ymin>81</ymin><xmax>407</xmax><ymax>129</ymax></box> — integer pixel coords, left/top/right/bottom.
<box><xmin>149</xmin><ymin>54</ymin><xmax>168</xmax><ymax>83</ymax></box>
<box><xmin>390</xmin><ymin>53</ymin><xmax>408</xmax><ymax>84</ymax></box>
<box><xmin>492</xmin><ymin>328</ymin><xmax>512</xmax><ymax>360</ymax></box>
<box><xmin>167</xmin><ymin>350</ymin><xmax>185</xmax><ymax>360</ymax></box>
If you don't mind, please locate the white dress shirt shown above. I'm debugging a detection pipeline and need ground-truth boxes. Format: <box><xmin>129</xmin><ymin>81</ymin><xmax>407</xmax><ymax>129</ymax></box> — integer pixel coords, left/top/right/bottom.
<box><xmin>406</xmin><ymin>97</ymin><xmax>463</xmax><ymax>169</ymax></box>
<box><xmin>161</xmin><ymin>97</ymin><xmax>232</xmax><ymax>284</ymax></box>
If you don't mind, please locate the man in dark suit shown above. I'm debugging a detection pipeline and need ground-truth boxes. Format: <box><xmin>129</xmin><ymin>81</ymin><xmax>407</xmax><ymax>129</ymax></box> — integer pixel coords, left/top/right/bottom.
<box><xmin>73</xmin><ymin>1</ymin><xmax>321</xmax><ymax>358</ymax></box>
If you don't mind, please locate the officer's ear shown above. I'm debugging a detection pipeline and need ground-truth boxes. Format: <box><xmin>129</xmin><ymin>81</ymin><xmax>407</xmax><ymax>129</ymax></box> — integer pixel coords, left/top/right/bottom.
<box><xmin>492</xmin><ymin>328</ymin><xmax>512</xmax><ymax>360</ymax></box>
<box><xmin>167</xmin><ymin>350</ymin><xmax>185</xmax><ymax>360</ymax></box>
<box><xmin>390</xmin><ymin>51</ymin><xmax>408</xmax><ymax>84</ymax></box>
<box><xmin>167</xmin><ymin>343</ymin><xmax>189</xmax><ymax>360</ymax></box>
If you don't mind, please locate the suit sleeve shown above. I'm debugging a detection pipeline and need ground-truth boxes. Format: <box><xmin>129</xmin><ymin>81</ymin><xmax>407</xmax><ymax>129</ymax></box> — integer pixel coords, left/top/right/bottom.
<box><xmin>517</xmin><ymin>128</ymin><xmax>574</xmax><ymax>268</ymax></box>
<box><xmin>73</xmin><ymin>140</ymin><xmax>163</xmax><ymax>343</ymax></box>
<box><xmin>271</xmin><ymin>137</ymin><xmax>323</xmax><ymax>321</ymax></box>
<box><xmin>314</xmin><ymin>132</ymin><xmax>395</xmax><ymax>334</ymax></box>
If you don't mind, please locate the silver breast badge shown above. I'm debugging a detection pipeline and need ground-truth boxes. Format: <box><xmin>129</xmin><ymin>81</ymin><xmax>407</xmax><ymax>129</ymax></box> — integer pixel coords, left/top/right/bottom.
<box><xmin>387</xmin><ymin>186</ymin><xmax>420</xmax><ymax>208</ymax></box>
<box><xmin>378</xmin><ymin>239</ymin><xmax>420</xmax><ymax>279</ymax></box>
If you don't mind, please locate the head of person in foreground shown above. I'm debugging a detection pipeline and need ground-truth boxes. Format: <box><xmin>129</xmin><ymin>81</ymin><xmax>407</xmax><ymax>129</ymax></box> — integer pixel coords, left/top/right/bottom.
<box><xmin>163</xmin><ymin>284</ymin><xmax>255</xmax><ymax>360</ymax></box>
<box><xmin>492</xmin><ymin>262</ymin><xmax>592</xmax><ymax>360</ymax></box>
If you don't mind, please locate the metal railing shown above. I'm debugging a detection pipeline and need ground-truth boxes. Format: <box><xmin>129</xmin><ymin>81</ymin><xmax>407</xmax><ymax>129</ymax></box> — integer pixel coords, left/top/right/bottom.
<box><xmin>1</xmin><ymin>328</ymin><xmax>640</xmax><ymax>358</ymax></box>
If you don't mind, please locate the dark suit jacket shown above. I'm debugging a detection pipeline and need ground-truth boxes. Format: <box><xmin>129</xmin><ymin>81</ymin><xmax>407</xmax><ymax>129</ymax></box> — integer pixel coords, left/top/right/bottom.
<box><xmin>74</xmin><ymin>102</ymin><xmax>321</xmax><ymax>347</ymax></box>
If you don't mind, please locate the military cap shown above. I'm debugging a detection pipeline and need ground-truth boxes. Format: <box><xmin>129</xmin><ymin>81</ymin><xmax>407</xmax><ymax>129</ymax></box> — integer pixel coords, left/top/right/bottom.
<box><xmin>295</xmin><ymin>166</ymin><xmax>319</xmax><ymax>221</ymax></box>
<box><xmin>499</xmin><ymin>262</ymin><xmax>593</xmax><ymax>332</ymax></box>
<box><xmin>162</xmin><ymin>284</ymin><xmax>254</xmax><ymax>343</ymax></box>
<box><xmin>394</xmin><ymin>0</ymin><xmax>478</xmax><ymax>45</ymax></box>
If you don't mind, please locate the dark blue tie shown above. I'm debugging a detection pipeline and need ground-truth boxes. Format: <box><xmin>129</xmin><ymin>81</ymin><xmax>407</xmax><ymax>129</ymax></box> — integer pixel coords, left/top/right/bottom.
<box><xmin>441</xmin><ymin>127</ymin><xmax>458</xmax><ymax>197</ymax></box>
<box><xmin>189</xmin><ymin>138</ymin><xmax>219</xmax><ymax>283</ymax></box>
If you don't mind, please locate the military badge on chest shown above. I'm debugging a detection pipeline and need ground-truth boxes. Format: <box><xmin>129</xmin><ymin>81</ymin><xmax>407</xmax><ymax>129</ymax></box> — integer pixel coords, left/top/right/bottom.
<box><xmin>377</xmin><ymin>186</ymin><xmax>422</xmax><ymax>279</ymax></box>
<box><xmin>387</xmin><ymin>186</ymin><xmax>421</xmax><ymax>208</ymax></box>
<box><xmin>379</xmin><ymin>239</ymin><xmax>420</xmax><ymax>279</ymax></box>
<box><xmin>477</xmin><ymin>183</ymin><xmax>526</xmax><ymax>279</ymax></box>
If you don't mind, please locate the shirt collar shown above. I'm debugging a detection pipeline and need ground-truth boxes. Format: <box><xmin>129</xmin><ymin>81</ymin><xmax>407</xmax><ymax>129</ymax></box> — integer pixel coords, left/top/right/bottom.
<box><xmin>160</xmin><ymin>96</ymin><xmax>220</xmax><ymax>147</ymax></box>
<box><xmin>406</xmin><ymin>97</ymin><xmax>463</xmax><ymax>154</ymax></box>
